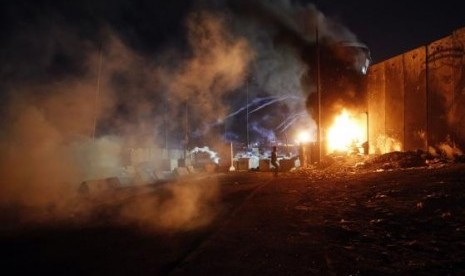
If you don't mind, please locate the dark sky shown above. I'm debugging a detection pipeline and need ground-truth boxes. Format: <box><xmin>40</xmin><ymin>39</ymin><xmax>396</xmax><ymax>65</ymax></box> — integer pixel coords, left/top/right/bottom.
<box><xmin>1</xmin><ymin>0</ymin><xmax>465</xmax><ymax>69</ymax></box>
<box><xmin>314</xmin><ymin>0</ymin><xmax>465</xmax><ymax>63</ymax></box>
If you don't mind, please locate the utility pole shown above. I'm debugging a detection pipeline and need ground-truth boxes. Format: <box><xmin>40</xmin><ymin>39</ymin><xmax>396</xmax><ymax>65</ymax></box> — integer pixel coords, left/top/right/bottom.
<box><xmin>184</xmin><ymin>102</ymin><xmax>189</xmax><ymax>161</ymax></box>
<box><xmin>316</xmin><ymin>15</ymin><xmax>322</xmax><ymax>162</ymax></box>
<box><xmin>246</xmin><ymin>78</ymin><xmax>249</xmax><ymax>149</ymax></box>
<box><xmin>164</xmin><ymin>96</ymin><xmax>168</xmax><ymax>150</ymax></box>
<box><xmin>365</xmin><ymin>111</ymin><xmax>369</xmax><ymax>154</ymax></box>
<box><xmin>425</xmin><ymin>45</ymin><xmax>429</xmax><ymax>151</ymax></box>
<box><xmin>92</xmin><ymin>45</ymin><xmax>103</xmax><ymax>141</ymax></box>
<box><xmin>229</xmin><ymin>142</ymin><xmax>236</xmax><ymax>171</ymax></box>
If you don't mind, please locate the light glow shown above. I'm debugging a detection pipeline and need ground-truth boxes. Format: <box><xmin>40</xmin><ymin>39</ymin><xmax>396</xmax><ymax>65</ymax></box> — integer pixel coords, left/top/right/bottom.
<box><xmin>296</xmin><ymin>130</ymin><xmax>312</xmax><ymax>144</ymax></box>
<box><xmin>327</xmin><ymin>109</ymin><xmax>367</xmax><ymax>153</ymax></box>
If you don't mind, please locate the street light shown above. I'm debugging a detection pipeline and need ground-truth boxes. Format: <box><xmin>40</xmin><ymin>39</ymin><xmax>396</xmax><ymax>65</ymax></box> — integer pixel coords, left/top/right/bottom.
<box><xmin>297</xmin><ymin>130</ymin><xmax>312</xmax><ymax>144</ymax></box>
<box><xmin>229</xmin><ymin>142</ymin><xmax>236</xmax><ymax>172</ymax></box>
<box><xmin>296</xmin><ymin>130</ymin><xmax>312</xmax><ymax>168</ymax></box>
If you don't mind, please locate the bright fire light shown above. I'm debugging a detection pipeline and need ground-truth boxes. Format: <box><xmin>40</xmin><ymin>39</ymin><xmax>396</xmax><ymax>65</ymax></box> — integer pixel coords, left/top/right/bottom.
<box><xmin>296</xmin><ymin>130</ymin><xmax>312</xmax><ymax>144</ymax></box>
<box><xmin>327</xmin><ymin>109</ymin><xmax>367</xmax><ymax>153</ymax></box>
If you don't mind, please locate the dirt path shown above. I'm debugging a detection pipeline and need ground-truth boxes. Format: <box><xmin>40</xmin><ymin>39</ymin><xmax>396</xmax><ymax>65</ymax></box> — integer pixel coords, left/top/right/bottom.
<box><xmin>1</xmin><ymin>164</ymin><xmax>465</xmax><ymax>275</ymax></box>
<box><xmin>172</xmin><ymin>164</ymin><xmax>465</xmax><ymax>275</ymax></box>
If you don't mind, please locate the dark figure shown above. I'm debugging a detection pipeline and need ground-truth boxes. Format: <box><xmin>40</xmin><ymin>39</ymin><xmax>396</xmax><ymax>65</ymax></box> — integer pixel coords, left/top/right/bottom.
<box><xmin>299</xmin><ymin>143</ymin><xmax>307</xmax><ymax>168</ymax></box>
<box><xmin>362</xmin><ymin>141</ymin><xmax>369</xmax><ymax>155</ymax></box>
<box><xmin>271</xmin><ymin>146</ymin><xmax>279</xmax><ymax>176</ymax></box>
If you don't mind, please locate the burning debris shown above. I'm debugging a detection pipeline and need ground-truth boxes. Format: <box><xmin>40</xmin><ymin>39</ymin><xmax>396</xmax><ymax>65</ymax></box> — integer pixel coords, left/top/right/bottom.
<box><xmin>326</xmin><ymin>109</ymin><xmax>368</xmax><ymax>154</ymax></box>
<box><xmin>292</xmin><ymin>148</ymin><xmax>465</xmax><ymax>181</ymax></box>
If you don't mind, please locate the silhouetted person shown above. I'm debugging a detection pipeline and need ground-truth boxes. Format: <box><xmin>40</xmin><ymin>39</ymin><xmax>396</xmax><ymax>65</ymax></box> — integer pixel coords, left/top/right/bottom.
<box><xmin>271</xmin><ymin>146</ymin><xmax>279</xmax><ymax>176</ymax></box>
<box><xmin>299</xmin><ymin>143</ymin><xmax>307</xmax><ymax>168</ymax></box>
<box><xmin>362</xmin><ymin>141</ymin><xmax>369</xmax><ymax>155</ymax></box>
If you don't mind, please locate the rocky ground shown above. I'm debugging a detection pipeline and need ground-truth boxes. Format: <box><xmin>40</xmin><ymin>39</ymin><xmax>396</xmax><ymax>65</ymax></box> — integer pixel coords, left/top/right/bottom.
<box><xmin>1</xmin><ymin>153</ymin><xmax>465</xmax><ymax>275</ymax></box>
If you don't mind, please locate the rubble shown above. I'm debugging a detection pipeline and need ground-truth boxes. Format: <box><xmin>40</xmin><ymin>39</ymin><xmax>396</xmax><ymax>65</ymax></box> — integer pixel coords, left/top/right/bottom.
<box><xmin>293</xmin><ymin>150</ymin><xmax>465</xmax><ymax>179</ymax></box>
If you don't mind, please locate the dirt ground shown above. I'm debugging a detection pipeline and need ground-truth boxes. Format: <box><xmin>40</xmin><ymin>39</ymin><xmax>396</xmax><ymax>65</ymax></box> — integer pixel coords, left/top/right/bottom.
<box><xmin>1</xmin><ymin>156</ymin><xmax>465</xmax><ymax>275</ymax></box>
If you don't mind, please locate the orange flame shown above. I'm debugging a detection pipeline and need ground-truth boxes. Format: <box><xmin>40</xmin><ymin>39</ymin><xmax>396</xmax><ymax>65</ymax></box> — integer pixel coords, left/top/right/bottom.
<box><xmin>327</xmin><ymin>109</ymin><xmax>367</xmax><ymax>153</ymax></box>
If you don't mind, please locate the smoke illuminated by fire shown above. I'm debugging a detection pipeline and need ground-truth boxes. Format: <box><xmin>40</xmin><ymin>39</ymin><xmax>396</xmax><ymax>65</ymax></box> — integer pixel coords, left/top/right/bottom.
<box><xmin>327</xmin><ymin>109</ymin><xmax>367</xmax><ymax>153</ymax></box>
<box><xmin>0</xmin><ymin>14</ymin><xmax>241</xmax><ymax>229</ymax></box>
<box><xmin>0</xmin><ymin>0</ymin><xmax>370</xmax><ymax>230</ymax></box>
<box><xmin>191</xmin><ymin>146</ymin><xmax>220</xmax><ymax>164</ymax></box>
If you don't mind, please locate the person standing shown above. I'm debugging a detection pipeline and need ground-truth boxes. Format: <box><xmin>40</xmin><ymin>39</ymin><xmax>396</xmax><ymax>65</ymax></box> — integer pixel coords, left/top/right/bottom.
<box><xmin>271</xmin><ymin>146</ymin><xmax>279</xmax><ymax>176</ymax></box>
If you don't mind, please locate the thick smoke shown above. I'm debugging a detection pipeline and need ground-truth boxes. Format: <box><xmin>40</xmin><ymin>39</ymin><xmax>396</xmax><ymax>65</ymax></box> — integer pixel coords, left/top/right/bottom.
<box><xmin>0</xmin><ymin>42</ymin><xmax>117</xmax><ymax>214</ymax></box>
<box><xmin>167</xmin><ymin>11</ymin><xmax>253</xmax><ymax>136</ymax></box>
<box><xmin>120</xmin><ymin>178</ymin><xmax>219</xmax><ymax>231</ymax></box>
<box><xmin>0</xmin><ymin>5</ymin><xmax>251</xmax><ymax>228</ymax></box>
<box><xmin>213</xmin><ymin>0</ymin><xmax>370</xmax><ymax>142</ymax></box>
<box><xmin>0</xmin><ymin>0</ymin><xmax>367</xmax><ymax>228</ymax></box>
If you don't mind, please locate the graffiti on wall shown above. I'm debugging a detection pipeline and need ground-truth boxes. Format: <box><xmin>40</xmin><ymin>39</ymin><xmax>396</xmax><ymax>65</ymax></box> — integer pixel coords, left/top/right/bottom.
<box><xmin>368</xmin><ymin>27</ymin><xmax>465</xmax><ymax>156</ymax></box>
<box><xmin>427</xmin><ymin>31</ymin><xmax>465</xmax><ymax>150</ymax></box>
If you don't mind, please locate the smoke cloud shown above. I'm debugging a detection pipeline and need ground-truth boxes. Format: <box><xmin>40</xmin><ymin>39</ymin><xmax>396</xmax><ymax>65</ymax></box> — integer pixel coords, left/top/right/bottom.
<box><xmin>216</xmin><ymin>0</ymin><xmax>370</xmax><ymax>142</ymax></box>
<box><xmin>167</xmin><ymin>11</ymin><xmax>254</xmax><ymax>136</ymax></box>
<box><xmin>0</xmin><ymin>6</ymin><xmax>249</xmax><ymax>228</ymax></box>
<box><xmin>0</xmin><ymin>0</ymin><xmax>368</xmax><ymax>229</ymax></box>
<box><xmin>119</xmin><ymin>178</ymin><xmax>219</xmax><ymax>231</ymax></box>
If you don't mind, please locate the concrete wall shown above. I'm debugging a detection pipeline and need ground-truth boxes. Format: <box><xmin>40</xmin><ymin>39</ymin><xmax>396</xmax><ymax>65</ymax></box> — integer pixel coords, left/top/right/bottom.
<box><xmin>126</xmin><ymin>147</ymin><xmax>184</xmax><ymax>172</ymax></box>
<box><xmin>366</xmin><ymin>27</ymin><xmax>465</xmax><ymax>153</ymax></box>
<box><xmin>452</xmin><ymin>30</ymin><xmax>465</xmax><ymax>146</ymax></box>
<box><xmin>403</xmin><ymin>48</ymin><xmax>427</xmax><ymax>151</ymax></box>
<box><xmin>367</xmin><ymin>63</ymin><xmax>386</xmax><ymax>154</ymax></box>
<box><xmin>385</xmin><ymin>55</ymin><xmax>405</xmax><ymax>152</ymax></box>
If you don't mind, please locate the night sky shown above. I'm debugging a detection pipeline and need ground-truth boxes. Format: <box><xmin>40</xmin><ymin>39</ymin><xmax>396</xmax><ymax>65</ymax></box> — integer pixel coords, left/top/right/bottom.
<box><xmin>315</xmin><ymin>0</ymin><xmax>465</xmax><ymax>63</ymax></box>
<box><xmin>2</xmin><ymin>0</ymin><xmax>465</xmax><ymax>65</ymax></box>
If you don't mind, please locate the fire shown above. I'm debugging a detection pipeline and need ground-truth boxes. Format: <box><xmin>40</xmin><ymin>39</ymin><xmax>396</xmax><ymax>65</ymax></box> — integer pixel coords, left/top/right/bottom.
<box><xmin>327</xmin><ymin>109</ymin><xmax>367</xmax><ymax>153</ymax></box>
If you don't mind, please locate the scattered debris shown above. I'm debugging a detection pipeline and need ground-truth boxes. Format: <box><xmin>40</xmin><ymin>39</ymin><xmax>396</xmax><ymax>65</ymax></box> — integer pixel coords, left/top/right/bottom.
<box><xmin>293</xmin><ymin>150</ymin><xmax>465</xmax><ymax>179</ymax></box>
